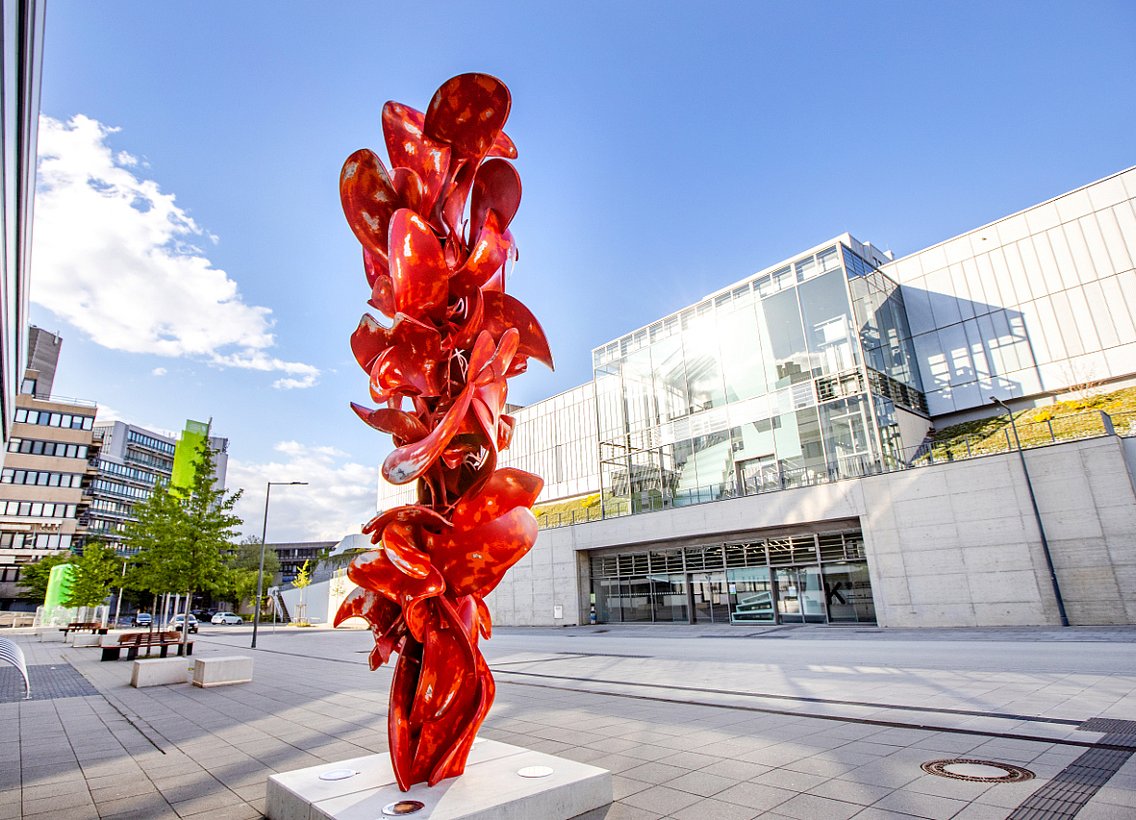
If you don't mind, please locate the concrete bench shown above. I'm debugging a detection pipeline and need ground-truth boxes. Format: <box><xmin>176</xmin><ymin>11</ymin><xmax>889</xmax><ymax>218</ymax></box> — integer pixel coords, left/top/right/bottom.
<box><xmin>131</xmin><ymin>657</ymin><xmax>192</xmax><ymax>688</ymax></box>
<box><xmin>192</xmin><ymin>655</ymin><xmax>253</xmax><ymax>688</ymax></box>
<box><xmin>72</xmin><ymin>633</ymin><xmax>103</xmax><ymax>647</ymax></box>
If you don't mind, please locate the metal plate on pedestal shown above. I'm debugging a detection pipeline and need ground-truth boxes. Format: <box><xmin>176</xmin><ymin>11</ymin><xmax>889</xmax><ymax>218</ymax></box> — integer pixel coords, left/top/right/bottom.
<box><xmin>517</xmin><ymin>765</ymin><xmax>554</xmax><ymax>778</ymax></box>
<box><xmin>382</xmin><ymin>800</ymin><xmax>426</xmax><ymax>816</ymax></box>
<box><xmin>318</xmin><ymin>769</ymin><xmax>358</xmax><ymax>781</ymax></box>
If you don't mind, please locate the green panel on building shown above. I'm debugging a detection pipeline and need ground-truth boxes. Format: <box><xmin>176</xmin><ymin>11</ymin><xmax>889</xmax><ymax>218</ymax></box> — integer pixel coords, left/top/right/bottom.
<box><xmin>171</xmin><ymin>419</ymin><xmax>210</xmax><ymax>492</ymax></box>
<box><xmin>44</xmin><ymin>562</ymin><xmax>75</xmax><ymax>609</ymax></box>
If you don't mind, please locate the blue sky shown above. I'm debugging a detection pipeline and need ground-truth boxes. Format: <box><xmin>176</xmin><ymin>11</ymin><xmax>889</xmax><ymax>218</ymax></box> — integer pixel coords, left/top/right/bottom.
<box><xmin>31</xmin><ymin>1</ymin><xmax>1136</xmax><ymax>541</ymax></box>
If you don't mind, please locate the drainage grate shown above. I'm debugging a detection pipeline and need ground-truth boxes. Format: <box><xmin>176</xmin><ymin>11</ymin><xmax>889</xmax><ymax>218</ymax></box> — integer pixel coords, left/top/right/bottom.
<box><xmin>922</xmin><ymin>759</ymin><xmax>1034</xmax><ymax>783</ymax></box>
<box><xmin>0</xmin><ymin>663</ymin><xmax>98</xmax><ymax>703</ymax></box>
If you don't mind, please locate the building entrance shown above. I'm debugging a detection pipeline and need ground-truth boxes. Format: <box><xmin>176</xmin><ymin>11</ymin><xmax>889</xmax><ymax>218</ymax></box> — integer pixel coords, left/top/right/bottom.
<box><xmin>590</xmin><ymin>529</ymin><xmax>875</xmax><ymax>626</ymax></box>
<box><xmin>689</xmin><ymin>572</ymin><xmax>729</xmax><ymax>623</ymax></box>
<box><xmin>773</xmin><ymin>566</ymin><xmax>826</xmax><ymax>623</ymax></box>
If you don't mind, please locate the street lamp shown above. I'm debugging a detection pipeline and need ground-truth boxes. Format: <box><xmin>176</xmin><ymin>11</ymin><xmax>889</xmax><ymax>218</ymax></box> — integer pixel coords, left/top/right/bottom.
<box><xmin>991</xmin><ymin>397</ymin><xmax>1069</xmax><ymax>627</ymax></box>
<box><xmin>251</xmin><ymin>480</ymin><xmax>308</xmax><ymax>649</ymax></box>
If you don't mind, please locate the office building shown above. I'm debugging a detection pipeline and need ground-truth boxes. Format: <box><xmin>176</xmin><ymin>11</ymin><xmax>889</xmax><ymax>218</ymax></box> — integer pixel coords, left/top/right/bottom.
<box><xmin>0</xmin><ymin>329</ymin><xmax>97</xmax><ymax>608</ymax></box>
<box><xmin>378</xmin><ymin>167</ymin><xmax>1136</xmax><ymax>629</ymax></box>
<box><xmin>87</xmin><ymin>420</ymin><xmax>230</xmax><ymax>554</ymax></box>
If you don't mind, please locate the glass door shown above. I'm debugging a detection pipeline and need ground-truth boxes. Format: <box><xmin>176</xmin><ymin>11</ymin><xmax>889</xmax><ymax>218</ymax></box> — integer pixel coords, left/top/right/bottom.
<box><xmin>689</xmin><ymin>572</ymin><xmax>729</xmax><ymax>623</ymax></box>
<box><xmin>774</xmin><ymin>567</ymin><xmax>826</xmax><ymax>623</ymax></box>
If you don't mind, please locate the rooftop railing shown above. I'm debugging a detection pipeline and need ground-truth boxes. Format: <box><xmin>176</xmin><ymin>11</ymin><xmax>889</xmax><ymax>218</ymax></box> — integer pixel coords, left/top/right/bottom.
<box><xmin>535</xmin><ymin>408</ymin><xmax>1133</xmax><ymax>530</ymax></box>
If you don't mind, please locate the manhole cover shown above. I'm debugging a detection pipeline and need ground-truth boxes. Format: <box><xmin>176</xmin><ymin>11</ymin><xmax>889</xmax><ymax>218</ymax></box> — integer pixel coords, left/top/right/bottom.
<box><xmin>922</xmin><ymin>758</ymin><xmax>1034</xmax><ymax>783</ymax></box>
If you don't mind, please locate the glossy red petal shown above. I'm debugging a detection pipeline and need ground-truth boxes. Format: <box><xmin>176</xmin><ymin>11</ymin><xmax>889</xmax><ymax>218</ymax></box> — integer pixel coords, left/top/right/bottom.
<box><xmin>362</xmin><ymin>247</ymin><xmax>387</xmax><ymax>289</ymax></box>
<box><xmin>453</xmin><ymin>210</ymin><xmax>508</xmax><ymax>290</ymax></box>
<box><xmin>350</xmin><ymin>314</ymin><xmax>391</xmax><ymax>373</ymax></box>
<box><xmin>441</xmin><ymin>159</ymin><xmax>476</xmax><ymax>242</ymax></box>
<box><xmin>388</xmin><ymin>209</ymin><xmax>449</xmax><ymax>321</ymax></box>
<box><xmin>333</xmin><ymin>586</ymin><xmax>399</xmax><ymax>633</ymax></box>
<box><xmin>470</xmin><ymin>159</ymin><xmax>521</xmax><ymax>238</ymax></box>
<box><xmin>382</xmin><ymin>102</ymin><xmax>450</xmax><ymax>211</ymax></box>
<box><xmin>409</xmin><ymin>611</ymin><xmax>472</xmax><ymax>726</ymax></box>
<box><xmin>424</xmin><ymin>73</ymin><xmax>511</xmax><ymax>159</ymax></box>
<box><xmin>383</xmin><ymin>521</ymin><xmax>433</xmax><ymax>580</ymax></box>
<box><xmin>451</xmin><ymin>467</ymin><xmax>543</xmax><ymax>528</ymax></box>
<box><xmin>487</xmin><ymin>129</ymin><xmax>518</xmax><ymax>159</ymax></box>
<box><xmin>390</xmin><ymin>167</ymin><xmax>425</xmax><ymax>215</ymax></box>
<box><xmin>497</xmin><ymin>414</ymin><xmax>515</xmax><ymax>451</ymax></box>
<box><xmin>382</xmin><ymin>384</ymin><xmax>473</xmax><ymax>485</ymax></box>
<box><xmin>351</xmin><ymin>404</ymin><xmax>429</xmax><ymax>442</ymax></box>
<box><xmin>474</xmin><ymin>594</ymin><xmax>492</xmax><ymax>639</ymax></box>
<box><xmin>361</xmin><ymin>504</ymin><xmax>451</xmax><ymax>540</ymax></box>
<box><xmin>426</xmin><ymin>506</ymin><xmax>539</xmax><ymax>597</ymax></box>
<box><xmin>482</xmin><ymin>291</ymin><xmax>554</xmax><ymax>370</ymax></box>
<box><xmin>341</xmin><ymin>149</ymin><xmax>398</xmax><ymax>264</ymax></box>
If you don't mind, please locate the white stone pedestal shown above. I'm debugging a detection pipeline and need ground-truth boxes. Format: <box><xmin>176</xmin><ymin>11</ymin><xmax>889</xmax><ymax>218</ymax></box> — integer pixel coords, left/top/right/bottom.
<box><xmin>266</xmin><ymin>739</ymin><xmax>611</xmax><ymax>820</ymax></box>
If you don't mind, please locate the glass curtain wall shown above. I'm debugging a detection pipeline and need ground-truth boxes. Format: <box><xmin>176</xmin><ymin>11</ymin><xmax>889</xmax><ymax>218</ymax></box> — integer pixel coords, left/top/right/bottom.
<box><xmin>595</xmin><ymin>243</ymin><xmax>926</xmax><ymax>515</ymax></box>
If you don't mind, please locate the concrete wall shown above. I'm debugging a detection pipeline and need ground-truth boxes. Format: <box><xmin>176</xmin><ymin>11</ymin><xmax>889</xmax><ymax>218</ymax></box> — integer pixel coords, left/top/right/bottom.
<box><xmin>486</xmin><ymin>434</ymin><xmax>1136</xmax><ymax>628</ymax></box>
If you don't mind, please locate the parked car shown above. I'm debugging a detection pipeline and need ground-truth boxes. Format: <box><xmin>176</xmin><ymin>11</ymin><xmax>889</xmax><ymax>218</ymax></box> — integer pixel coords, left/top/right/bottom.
<box><xmin>132</xmin><ymin>612</ymin><xmax>152</xmax><ymax>627</ymax></box>
<box><xmin>211</xmin><ymin>611</ymin><xmax>243</xmax><ymax>625</ymax></box>
<box><xmin>168</xmin><ymin>614</ymin><xmax>198</xmax><ymax>633</ymax></box>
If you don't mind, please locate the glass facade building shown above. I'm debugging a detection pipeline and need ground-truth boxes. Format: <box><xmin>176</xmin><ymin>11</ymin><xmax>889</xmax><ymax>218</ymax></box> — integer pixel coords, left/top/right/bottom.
<box><xmin>592</xmin><ymin>235</ymin><xmax>928</xmax><ymax>517</ymax></box>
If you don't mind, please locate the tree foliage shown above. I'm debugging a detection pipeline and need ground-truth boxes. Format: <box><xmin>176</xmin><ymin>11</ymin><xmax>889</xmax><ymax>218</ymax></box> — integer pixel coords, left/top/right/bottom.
<box><xmin>226</xmin><ymin>536</ymin><xmax>280</xmax><ymax>610</ymax></box>
<box><xmin>17</xmin><ymin>552</ymin><xmax>71</xmax><ymax>601</ymax></box>
<box><xmin>64</xmin><ymin>541</ymin><xmax>122</xmax><ymax>607</ymax></box>
<box><xmin>125</xmin><ymin>440</ymin><xmax>243</xmax><ymax>616</ymax></box>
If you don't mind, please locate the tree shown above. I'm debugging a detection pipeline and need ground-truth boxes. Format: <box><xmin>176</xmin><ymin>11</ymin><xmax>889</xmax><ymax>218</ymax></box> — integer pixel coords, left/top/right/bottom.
<box><xmin>17</xmin><ymin>553</ymin><xmax>71</xmax><ymax>602</ymax></box>
<box><xmin>292</xmin><ymin>559</ymin><xmax>312</xmax><ymax>626</ymax></box>
<box><xmin>125</xmin><ymin>440</ymin><xmax>243</xmax><ymax>636</ymax></box>
<box><xmin>226</xmin><ymin>536</ymin><xmax>280</xmax><ymax>613</ymax></box>
<box><xmin>64</xmin><ymin>541</ymin><xmax>122</xmax><ymax>608</ymax></box>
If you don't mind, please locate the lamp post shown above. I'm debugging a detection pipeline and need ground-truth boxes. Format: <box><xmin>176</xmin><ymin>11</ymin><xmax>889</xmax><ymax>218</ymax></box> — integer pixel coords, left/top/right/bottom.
<box><xmin>991</xmin><ymin>397</ymin><xmax>1069</xmax><ymax>627</ymax></box>
<box><xmin>251</xmin><ymin>480</ymin><xmax>308</xmax><ymax>649</ymax></box>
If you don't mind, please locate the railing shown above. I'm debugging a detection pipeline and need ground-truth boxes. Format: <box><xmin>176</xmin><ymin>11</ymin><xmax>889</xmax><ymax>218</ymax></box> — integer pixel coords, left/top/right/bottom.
<box><xmin>0</xmin><ymin>612</ymin><xmax>36</xmax><ymax>628</ymax></box>
<box><xmin>537</xmin><ymin>409</ymin><xmax>1131</xmax><ymax>530</ymax></box>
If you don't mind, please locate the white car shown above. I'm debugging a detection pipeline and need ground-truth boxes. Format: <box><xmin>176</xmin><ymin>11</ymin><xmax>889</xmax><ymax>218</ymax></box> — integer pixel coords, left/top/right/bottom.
<box><xmin>211</xmin><ymin>611</ymin><xmax>243</xmax><ymax>625</ymax></box>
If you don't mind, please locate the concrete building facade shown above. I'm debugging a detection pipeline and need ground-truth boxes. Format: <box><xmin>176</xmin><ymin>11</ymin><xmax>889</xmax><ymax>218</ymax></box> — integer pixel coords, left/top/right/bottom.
<box><xmin>0</xmin><ymin>384</ymin><xmax>97</xmax><ymax>608</ymax></box>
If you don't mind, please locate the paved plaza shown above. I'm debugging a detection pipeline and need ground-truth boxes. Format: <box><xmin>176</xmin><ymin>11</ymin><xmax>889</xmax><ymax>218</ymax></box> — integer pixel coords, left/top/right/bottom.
<box><xmin>2</xmin><ymin>623</ymin><xmax>1136</xmax><ymax>819</ymax></box>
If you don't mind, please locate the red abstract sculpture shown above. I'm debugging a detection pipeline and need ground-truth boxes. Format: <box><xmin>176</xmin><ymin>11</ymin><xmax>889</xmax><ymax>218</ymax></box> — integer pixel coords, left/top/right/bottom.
<box><xmin>334</xmin><ymin>74</ymin><xmax>552</xmax><ymax>791</ymax></box>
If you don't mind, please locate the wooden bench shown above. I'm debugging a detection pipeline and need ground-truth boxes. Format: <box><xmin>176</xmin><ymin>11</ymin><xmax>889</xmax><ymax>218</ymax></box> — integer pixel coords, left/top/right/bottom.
<box><xmin>100</xmin><ymin>631</ymin><xmax>194</xmax><ymax>662</ymax></box>
<box><xmin>60</xmin><ymin>621</ymin><xmax>108</xmax><ymax>637</ymax></box>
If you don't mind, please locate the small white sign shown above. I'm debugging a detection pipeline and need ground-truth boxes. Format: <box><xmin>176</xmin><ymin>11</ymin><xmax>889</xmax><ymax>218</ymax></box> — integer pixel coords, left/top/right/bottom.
<box><xmin>728</xmin><ymin>584</ymin><xmax>737</xmax><ymax>594</ymax></box>
<box><xmin>553</xmin><ymin>605</ymin><xmax>564</xmax><ymax>619</ymax></box>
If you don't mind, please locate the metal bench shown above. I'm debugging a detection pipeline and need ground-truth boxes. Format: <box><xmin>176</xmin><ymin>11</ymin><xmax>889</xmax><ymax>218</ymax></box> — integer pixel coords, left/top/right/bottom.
<box><xmin>0</xmin><ymin>636</ymin><xmax>30</xmax><ymax>699</ymax></box>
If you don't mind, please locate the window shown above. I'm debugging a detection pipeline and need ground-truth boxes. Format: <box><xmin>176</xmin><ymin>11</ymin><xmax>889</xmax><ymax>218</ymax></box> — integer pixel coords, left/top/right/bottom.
<box><xmin>6</xmin><ymin>438</ymin><xmax>89</xmax><ymax>459</ymax></box>
<box><xmin>13</xmin><ymin>408</ymin><xmax>95</xmax><ymax>430</ymax></box>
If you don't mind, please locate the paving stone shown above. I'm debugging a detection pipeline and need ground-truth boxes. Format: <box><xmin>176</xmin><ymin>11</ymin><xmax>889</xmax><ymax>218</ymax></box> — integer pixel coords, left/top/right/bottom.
<box><xmin>871</xmin><ymin>789</ymin><xmax>970</xmax><ymax>818</ymax></box>
<box><xmin>773</xmin><ymin>793</ymin><xmax>863</xmax><ymax>820</ymax></box>
<box><xmin>669</xmin><ymin>796</ymin><xmax>761</xmax><ymax>820</ymax></box>
<box><xmin>715</xmin><ymin>781</ymin><xmax>797</xmax><ymax>812</ymax></box>
<box><xmin>620</xmin><ymin>784</ymin><xmax>703</xmax><ymax>815</ymax></box>
<box><xmin>621</xmin><ymin>760</ymin><xmax>693</xmax><ymax>785</ymax></box>
<box><xmin>668</xmin><ymin>769</ymin><xmax>737</xmax><ymax>797</ymax></box>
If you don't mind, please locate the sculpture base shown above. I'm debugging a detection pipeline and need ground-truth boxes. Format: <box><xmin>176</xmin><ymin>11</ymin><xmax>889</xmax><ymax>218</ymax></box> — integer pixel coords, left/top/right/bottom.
<box><xmin>266</xmin><ymin>740</ymin><xmax>612</xmax><ymax>820</ymax></box>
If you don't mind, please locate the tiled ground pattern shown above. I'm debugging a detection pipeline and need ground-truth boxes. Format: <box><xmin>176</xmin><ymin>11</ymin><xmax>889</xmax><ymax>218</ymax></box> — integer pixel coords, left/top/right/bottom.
<box><xmin>0</xmin><ymin>663</ymin><xmax>98</xmax><ymax>703</ymax></box>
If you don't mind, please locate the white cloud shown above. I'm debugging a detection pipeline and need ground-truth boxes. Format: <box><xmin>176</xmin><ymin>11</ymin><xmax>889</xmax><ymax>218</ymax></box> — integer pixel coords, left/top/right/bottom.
<box><xmin>226</xmin><ymin>441</ymin><xmax>380</xmax><ymax>543</ymax></box>
<box><xmin>32</xmin><ymin>114</ymin><xmax>319</xmax><ymax>390</ymax></box>
<box><xmin>151</xmin><ymin>367</ymin><xmax>167</xmax><ymax>377</ymax></box>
